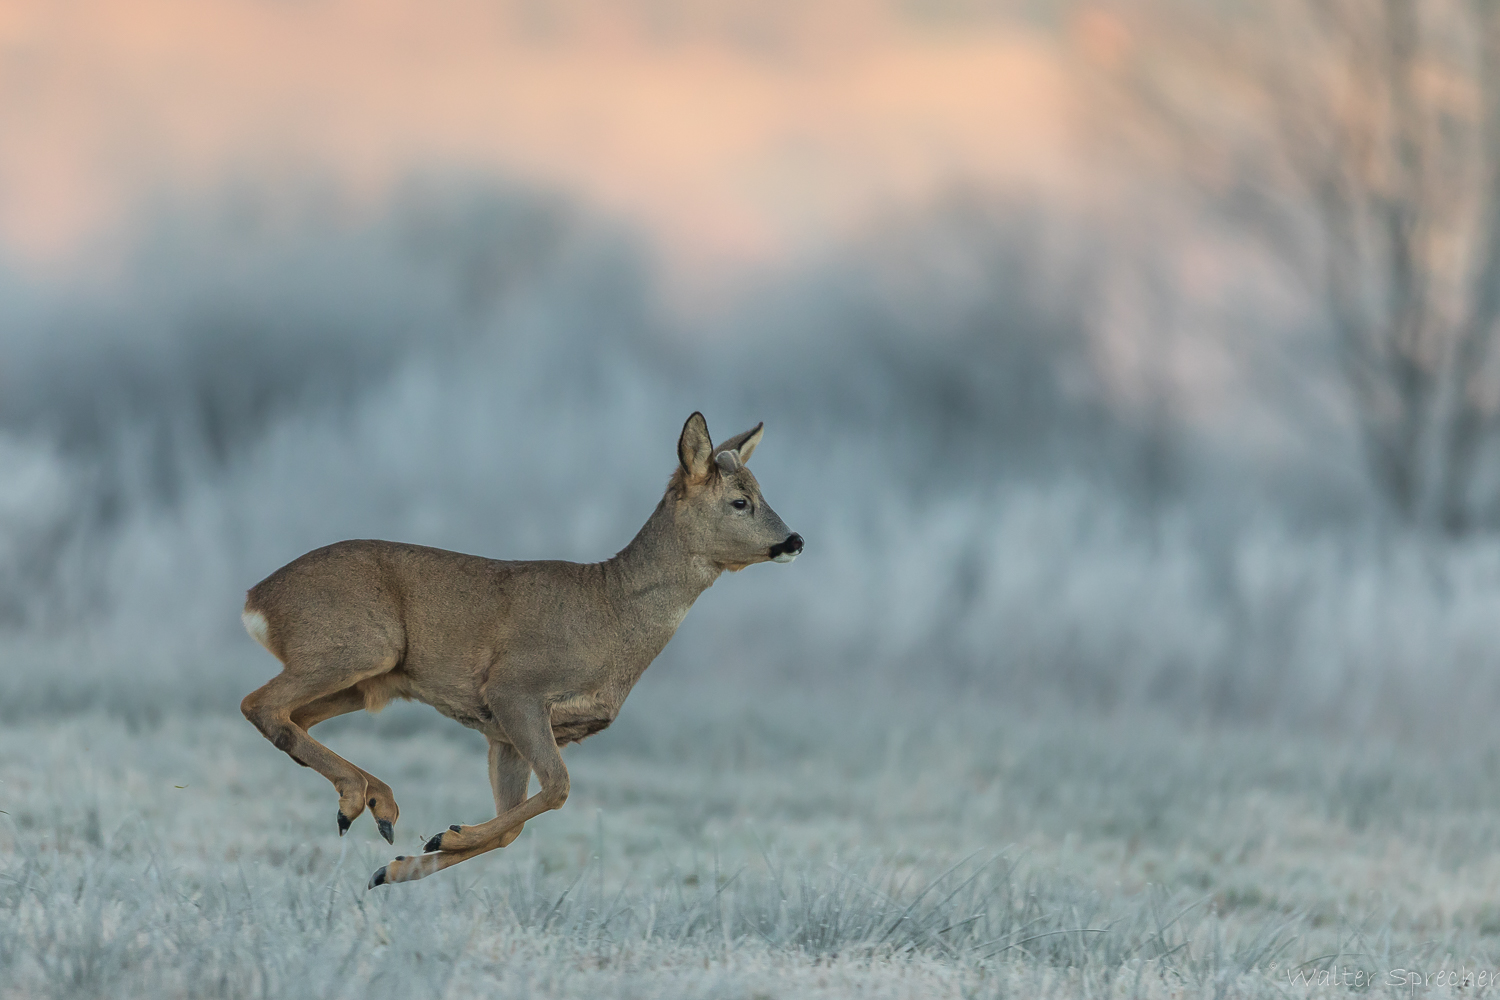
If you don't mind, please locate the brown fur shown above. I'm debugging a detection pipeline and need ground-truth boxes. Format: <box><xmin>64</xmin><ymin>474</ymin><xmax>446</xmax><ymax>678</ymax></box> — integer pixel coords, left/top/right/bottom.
<box><xmin>238</xmin><ymin>413</ymin><xmax>800</xmax><ymax>887</ymax></box>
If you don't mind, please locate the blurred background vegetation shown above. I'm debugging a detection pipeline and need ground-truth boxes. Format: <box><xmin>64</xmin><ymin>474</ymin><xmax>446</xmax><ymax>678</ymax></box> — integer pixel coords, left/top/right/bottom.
<box><xmin>2</xmin><ymin>0</ymin><xmax>1500</xmax><ymax>739</ymax></box>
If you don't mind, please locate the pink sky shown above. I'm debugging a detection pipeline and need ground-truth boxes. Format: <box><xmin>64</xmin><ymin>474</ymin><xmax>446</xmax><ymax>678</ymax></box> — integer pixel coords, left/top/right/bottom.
<box><xmin>0</xmin><ymin>1</ymin><xmax>1091</xmax><ymax>301</ymax></box>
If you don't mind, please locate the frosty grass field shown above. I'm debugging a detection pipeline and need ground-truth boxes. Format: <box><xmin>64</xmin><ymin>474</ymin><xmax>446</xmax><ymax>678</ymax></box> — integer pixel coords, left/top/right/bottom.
<box><xmin>18</xmin><ymin>0</ymin><xmax>1500</xmax><ymax>993</ymax></box>
<box><xmin>4</xmin><ymin>684</ymin><xmax>1500</xmax><ymax>999</ymax></box>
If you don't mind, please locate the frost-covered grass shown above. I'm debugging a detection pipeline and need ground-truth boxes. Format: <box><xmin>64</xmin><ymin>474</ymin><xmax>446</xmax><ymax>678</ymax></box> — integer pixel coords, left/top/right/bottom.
<box><xmin>3</xmin><ymin>688</ymin><xmax>1500</xmax><ymax>997</ymax></box>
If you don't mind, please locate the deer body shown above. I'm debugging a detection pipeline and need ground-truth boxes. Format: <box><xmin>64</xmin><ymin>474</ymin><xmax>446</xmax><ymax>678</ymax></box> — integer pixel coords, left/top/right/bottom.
<box><xmin>239</xmin><ymin>414</ymin><xmax>802</xmax><ymax>887</ymax></box>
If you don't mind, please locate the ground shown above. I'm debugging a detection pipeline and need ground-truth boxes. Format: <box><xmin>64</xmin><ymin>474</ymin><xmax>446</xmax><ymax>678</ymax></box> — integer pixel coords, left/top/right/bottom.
<box><xmin>2</xmin><ymin>685</ymin><xmax>1498</xmax><ymax>998</ymax></box>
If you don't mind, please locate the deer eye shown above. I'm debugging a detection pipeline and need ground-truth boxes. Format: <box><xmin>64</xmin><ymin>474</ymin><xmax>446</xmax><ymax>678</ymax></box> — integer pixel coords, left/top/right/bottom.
<box><xmin>731</xmin><ymin>498</ymin><xmax>749</xmax><ymax>510</ymax></box>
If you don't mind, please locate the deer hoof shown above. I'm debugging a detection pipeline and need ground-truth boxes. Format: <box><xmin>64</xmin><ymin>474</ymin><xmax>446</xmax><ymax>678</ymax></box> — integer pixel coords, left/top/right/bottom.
<box><xmin>426</xmin><ymin>824</ymin><xmax>464</xmax><ymax>853</ymax></box>
<box><xmin>367</xmin><ymin>866</ymin><xmax>387</xmax><ymax>889</ymax></box>
<box><xmin>338</xmin><ymin>811</ymin><xmax>352</xmax><ymax>836</ymax></box>
<box><xmin>376</xmin><ymin>818</ymin><xmax>395</xmax><ymax>845</ymax></box>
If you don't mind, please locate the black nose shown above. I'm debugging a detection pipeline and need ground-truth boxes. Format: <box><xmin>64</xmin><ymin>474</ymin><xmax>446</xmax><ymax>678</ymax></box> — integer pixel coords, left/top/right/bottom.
<box><xmin>769</xmin><ymin>533</ymin><xmax>804</xmax><ymax>559</ymax></box>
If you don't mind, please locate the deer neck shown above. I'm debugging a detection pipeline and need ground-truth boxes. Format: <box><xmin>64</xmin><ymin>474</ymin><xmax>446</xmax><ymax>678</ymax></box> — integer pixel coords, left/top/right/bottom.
<box><xmin>604</xmin><ymin>497</ymin><xmax>721</xmax><ymax>627</ymax></box>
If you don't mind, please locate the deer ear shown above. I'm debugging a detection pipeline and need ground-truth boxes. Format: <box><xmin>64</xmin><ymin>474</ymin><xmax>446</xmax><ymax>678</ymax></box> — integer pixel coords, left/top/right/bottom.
<box><xmin>678</xmin><ymin>412</ymin><xmax>713</xmax><ymax>480</ymax></box>
<box><xmin>714</xmin><ymin>450</ymin><xmax>741</xmax><ymax>474</ymax></box>
<box><xmin>713</xmin><ymin>422</ymin><xmax>764</xmax><ymax>465</ymax></box>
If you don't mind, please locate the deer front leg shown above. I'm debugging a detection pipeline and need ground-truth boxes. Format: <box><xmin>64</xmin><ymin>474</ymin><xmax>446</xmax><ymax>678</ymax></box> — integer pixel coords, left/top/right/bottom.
<box><xmin>486</xmin><ymin>739</ymin><xmax>532</xmax><ymax>848</ymax></box>
<box><xmin>368</xmin><ymin>699</ymin><xmax>566</xmax><ymax>888</ymax></box>
<box><xmin>416</xmin><ymin>739</ymin><xmax>530</xmax><ymax>854</ymax></box>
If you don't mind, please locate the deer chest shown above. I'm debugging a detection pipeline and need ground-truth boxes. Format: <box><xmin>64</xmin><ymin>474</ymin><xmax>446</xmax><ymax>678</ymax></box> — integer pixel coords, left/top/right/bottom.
<box><xmin>547</xmin><ymin>691</ymin><xmax>620</xmax><ymax>745</ymax></box>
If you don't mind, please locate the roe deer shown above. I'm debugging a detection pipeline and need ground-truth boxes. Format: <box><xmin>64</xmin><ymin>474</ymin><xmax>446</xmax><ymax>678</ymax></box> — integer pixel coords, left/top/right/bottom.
<box><xmin>239</xmin><ymin>413</ymin><xmax>803</xmax><ymax>888</ymax></box>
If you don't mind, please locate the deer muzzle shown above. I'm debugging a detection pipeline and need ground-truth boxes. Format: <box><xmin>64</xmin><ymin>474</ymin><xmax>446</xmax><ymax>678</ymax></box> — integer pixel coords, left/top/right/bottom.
<box><xmin>769</xmin><ymin>532</ymin><xmax>804</xmax><ymax>563</ymax></box>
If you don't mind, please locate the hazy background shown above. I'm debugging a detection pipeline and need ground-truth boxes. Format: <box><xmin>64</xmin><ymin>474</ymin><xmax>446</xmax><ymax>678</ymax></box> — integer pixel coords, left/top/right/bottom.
<box><xmin>4</xmin><ymin>0</ymin><xmax>1500</xmax><ymax>741</ymax></box>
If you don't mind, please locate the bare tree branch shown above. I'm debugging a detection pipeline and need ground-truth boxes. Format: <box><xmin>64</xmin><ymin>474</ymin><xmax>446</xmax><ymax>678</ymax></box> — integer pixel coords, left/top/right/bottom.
<box><xmin>1098</xmin><ymin>0</ymin><xmax>1500</xmax><ymax>532</ymax></box>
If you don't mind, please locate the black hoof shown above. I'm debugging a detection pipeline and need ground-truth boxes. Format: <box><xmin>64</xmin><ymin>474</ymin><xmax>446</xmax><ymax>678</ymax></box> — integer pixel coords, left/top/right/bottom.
<box><xmin>377</xmin><ymin>818</ymin><xmax>395</xmax><ymax>845</ymax></box>
<box><xmin>368</xmin><ymin>866</ymin><xmax>387</xmax><ymax>889</ymax></box>
<box><xmin>338</xmin><ymin>812</ymin><xmax>352</xmax><ymax>836</ymax></box>
<box><xmin>423</xmin><ymin>832</ymin><xmax>444</xmax><ymax>853</ymax></box>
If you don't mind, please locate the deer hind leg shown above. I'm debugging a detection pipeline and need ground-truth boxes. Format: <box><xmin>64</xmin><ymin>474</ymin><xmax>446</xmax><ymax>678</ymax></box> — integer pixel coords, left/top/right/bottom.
<box><xmin>289</xmin><ymin>688</ymin><xmax>402</xmax><ymax>845</ymax></box>
<box><xmin>241</xmin><ymin>652</ymin><xmax>397</xmax><ymax>839</ymax></box>
<box><xmin>370</xmin><ymin>699</ymin><xmax>566</xmax><ymax>887</ymax></box>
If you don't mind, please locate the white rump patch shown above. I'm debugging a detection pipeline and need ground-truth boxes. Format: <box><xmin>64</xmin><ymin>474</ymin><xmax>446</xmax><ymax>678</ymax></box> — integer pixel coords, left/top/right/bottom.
<box><xmin>241</xmin><ymin>609</ymin><xmax>273</xmax><ymax>652</ymax></box>
<box><xmin>772</xmin><ymin>551</ymin><xmax>799</xmax><ymax>563</ymax></box>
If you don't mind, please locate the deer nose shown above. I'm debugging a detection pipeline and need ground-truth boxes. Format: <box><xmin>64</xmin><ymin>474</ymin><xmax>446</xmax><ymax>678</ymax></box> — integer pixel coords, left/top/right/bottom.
<box><xmin>770</xmin><ymin>533</ymin><xmax>803</xmax><ymax>563</ymax></box>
